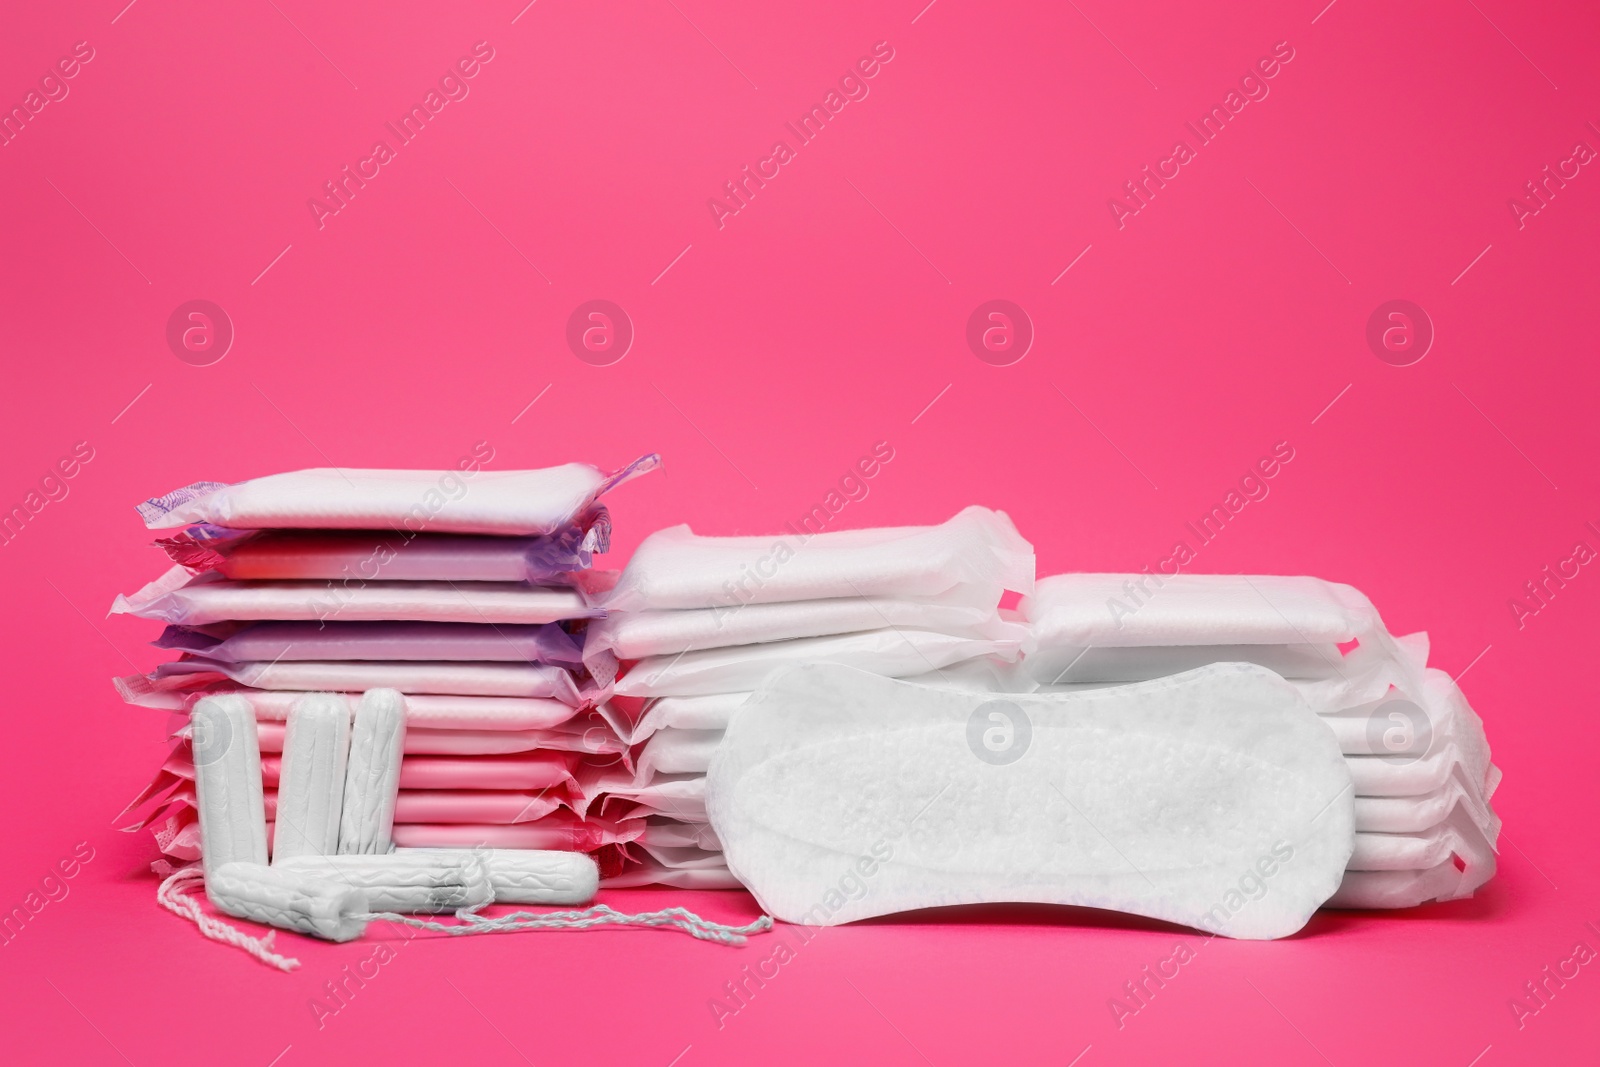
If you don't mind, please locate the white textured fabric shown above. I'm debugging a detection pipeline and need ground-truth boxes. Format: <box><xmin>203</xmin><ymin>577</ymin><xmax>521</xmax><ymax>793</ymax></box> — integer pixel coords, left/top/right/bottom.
<box><xmin>112</xmin><ymin>568</ymin><xmax>598</xmax><ymax>626</ymax></box>
<box><xmin>140</xmin><ymin>463</ymin><xmax>626</xmax><ymax>535</ymax></box>
<box><xmin>271</xmin><ymin>694</ymin><xmax>350</xmax><ymax>862</ymax></box>
<box><xmin>614</xmin><ymin>629</ymin><xmax>1023</xmax><ymax>698</ymax></box>
<box><xmin>709</xmin><ymin>663</ymin><xmax>1355</xmax><ymax>940</ymax></box>
<box><xmin>206</xmin><ymin>861</ymin><xmax>368</xmax><ymax>942</ymax></box>
<box><xmin>605</xmin><ymin>506</ymin><xmax>1033</xmax><ymax>611</ymax></box>
<box><xmin>398</xmin><ymin>848</ymin><xmax>598</xmax><ymax>904</ymax></box>
<box><xmin>191</xmin><ymin>695</ymin><xmax>268</xmax><ymax>873</ymax></box>
<box><xmin>338</xmin><ymin>689</ymin><xmax>407</xmax><ymax>855</ymax></box>
<box><xmin>277</xmin><ymin>852</ymin><xmax>494</xmax><ymax>913</ymax></box>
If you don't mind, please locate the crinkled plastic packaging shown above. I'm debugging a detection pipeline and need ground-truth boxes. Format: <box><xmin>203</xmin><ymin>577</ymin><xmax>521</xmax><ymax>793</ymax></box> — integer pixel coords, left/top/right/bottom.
<box><xmin>613</xmin><ymin>628</ymin><xmax>1024</xmax><ymax>698</ymax></box>
<box><xmin>113</xmin><ymin>567</ymin><xmax>599</xmax><ymax>626</ymax></box>
<box><xmin>156</xmin><ymin>620</ymin><xmax>584</xmax><ymax>667</ymax></box>
<box><xmin>137</xmin><ymin>456</ymin><xmax>657</xmax><ymax>536</ymax></box>
<box><xmin>604</xmin><ymin>506</ymin><xmax>1034</xmax><ymax>611</ymax></box>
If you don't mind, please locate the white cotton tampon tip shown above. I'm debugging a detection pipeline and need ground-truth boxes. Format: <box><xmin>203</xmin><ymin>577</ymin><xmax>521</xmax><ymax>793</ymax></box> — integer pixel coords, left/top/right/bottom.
<box><xmin>272</xmin><ymin>693</ymin><xmax>350</xmax><ymax>862</ymax></box>
<box><xmin>207</xmin><ymin>861</ymin><xmax>369</xmax><ymax>942</ymax></box>
<box><xmin>277</xmin><ymin>852</ymin><xmax>494</xmax><ymax>913</ymax></box>
<box><xmin>191</xmin><ymin>694</ymin><xmax>269</xmax><ymax>874</ymax></box>
<box><xmin>338</xmin><ymin>688</ymin><xmax>407</xmax><ymax>855</ymax></box>
<box><xmin>398</xmin><ymin>848</ymin><xmax>599</xmax><ymax>905</ymax></box>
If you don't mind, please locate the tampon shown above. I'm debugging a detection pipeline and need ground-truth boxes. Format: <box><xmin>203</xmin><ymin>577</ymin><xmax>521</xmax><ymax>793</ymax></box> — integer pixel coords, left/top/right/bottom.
<box><xmin>398</xmin><ymin>848</ymin><xmax>598</xmax><ymax>905</ymax></box>
<box><xmin>206</xmin><ymin>861</ymin><xmax>369</xmax><ymax>942</ymax></box>
<box><xmin>191</xmin><ymin>694</ymin><xmax>268</xmax><ymax>873</ymax></box>
<box><xmin>272</xmin><ymin>693</ymin><xmax>350</xmax><ymax>861</ymax></box>
<box><xmin>277</xmin><ymin>853</ymin><xmax>493</xmax><ymax>913</ymax></box>
<box><xmin>339</xmin><ymin>688</ymin><xmax>407</xmax><ymax>855</ymax></box>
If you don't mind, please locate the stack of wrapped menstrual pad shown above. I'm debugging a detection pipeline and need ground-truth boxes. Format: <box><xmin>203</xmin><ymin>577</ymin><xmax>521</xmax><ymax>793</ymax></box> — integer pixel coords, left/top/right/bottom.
<box><xmin>583</xmin><ymin>507</ymin><xmax>1036</xmax><ymax>887</ymax></box>
<box><xmin>116</xmin><ymin>459</ymin><xmax>657</xmax><ymax>881</ymax></box>
<box><xmin>1018</xmin><ymin>574</ymin><xmax>1499</xmax><ymax>909</ymax></box>
<box><xmin>115</xmin><ymin>461</ymin><xmax>1500</xmax><ymax>915</ymax></box>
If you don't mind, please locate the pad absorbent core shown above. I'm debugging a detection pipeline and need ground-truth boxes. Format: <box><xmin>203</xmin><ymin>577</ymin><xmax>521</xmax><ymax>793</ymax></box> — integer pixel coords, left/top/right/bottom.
<box><xmin>707</xmin><ymin>662</ymin><xmax>1355</xmax><ymax>940</ymax></box>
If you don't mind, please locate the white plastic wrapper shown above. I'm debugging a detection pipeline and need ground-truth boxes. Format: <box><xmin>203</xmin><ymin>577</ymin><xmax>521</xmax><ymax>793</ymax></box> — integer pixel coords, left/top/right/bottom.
<box><xmin>1328</xmin><ymin>861</ymin><xmax>1470</xmax><ymax>910</ymax></box>
<box><xmin>586</xmin><ymin>596</ymin><xmax>1022</xmax><ymax>661</ymax></box>
<box><xmin>1022</xmin><ymin>573</ymin><xmax>1382</xmax><ymax>649</ymax></box>
<box><xmin>600</xmin><ymin>863</ymin><xmax>744</xmax><ymax>890</ymax></box>
<box><xmin>613</xmin><ymin>628</ymin><xmax>1023</xmax><ymax>698</ymax></box>
<box><xmin>112</xmin><ymin>568</ymin><xmax>599</xmax><ymax>626</ymax></box>
<box><xmin>605</xmin><ymin>506</ymin><xmax>1033</xmax><ymax>611</ymax></box>
<box><xmin>137</xmin><ymin>456</ymin><xmax>657</xmax><ymax>536</ymax></box>
<box><xmin>637</xmin><ymin>729</ymin><xmax>723</xmax><ymax>778</ymax></box>
<box><xmin>624</xmin><ymin>693</ymin><xmax>752</xmax><ymax>744</ymax></box>
<box><xmin>640</xmin><ymin>817</ymin><xmax>723</xmax><ymax>851</ymax></box>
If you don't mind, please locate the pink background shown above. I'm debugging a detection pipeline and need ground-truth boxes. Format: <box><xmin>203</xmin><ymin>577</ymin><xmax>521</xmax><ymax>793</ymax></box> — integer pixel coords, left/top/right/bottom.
<box><xmin>3</xmin><ymin>0</ymin><xmax>1598</xmax><ymax>1063</ymax></box>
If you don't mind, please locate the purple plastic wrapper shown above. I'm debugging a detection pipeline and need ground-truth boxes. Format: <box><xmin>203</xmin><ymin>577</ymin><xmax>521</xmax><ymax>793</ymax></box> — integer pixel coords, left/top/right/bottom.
<box><xmin>155</xmin><ymin>507</ymin><xmax>611</xmax><ymax>581</ymax></box>
<box><xmin>155</xmin><ymin>621</ymin><xmax>585</xmax><ymax>667</ymax></box>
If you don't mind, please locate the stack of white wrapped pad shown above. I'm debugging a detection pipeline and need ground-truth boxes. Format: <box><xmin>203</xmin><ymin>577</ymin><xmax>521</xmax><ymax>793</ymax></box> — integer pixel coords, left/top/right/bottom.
<box><xmin>583</xmin><ymin>507</ymin><xmax>1035</xmax><ymax>888</ymax></box>
<box><xmin>1017</xmin><ymin>574</ymin><xmax>1499</xmax><ymax>910</ymax></box>
<box><xmin>116</xmin><ymin>459</ymin><xmax>659</xmax><ymax>882</ymax></box>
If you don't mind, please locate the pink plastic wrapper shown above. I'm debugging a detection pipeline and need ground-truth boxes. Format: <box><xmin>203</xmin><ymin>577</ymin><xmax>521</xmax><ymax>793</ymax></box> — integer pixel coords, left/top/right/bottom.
<box><xmin>260</xmin><ymin>752</ymin><xmax>577</xmax><ymax>792</ymax></box>
<box><xmin>135</xmin><ymin>804</ymin><xmax>636</xmax><ymax>863</ymax></box>
<box><xmin>247</xmin><ymin>716</ymin><xmax>626</xmax><ymax>757</ymax></box>
<box><xmin>116</xmin><ymin>675</ymin><xmax>588</xmax><ymax>730</ymax></box>
<box><xmin>111</xmin><ymin>568</ymin><xmax>601</xmax><ymax>626</ymax></box>
<box><xmin>390</xmin><ymin>812</ymin><xmax>643</xmax><ymax>851</ymax></box>
<box><xmin>266</xmin><ymin>790</ymin><xmax>570</xmax><ymax>825</ymax></box>
<box><xmin>154</xmin><ymin>620</ymin><xmax>584</xmax><ymax>667</ymax></box>
<box><xmin>148</xmin><ymin>743</ymin><xmax>580</xmax><ymax>793</ymax></box>
<box><xmin>146</xmin><ymin>657</ymin><xmax>594</xmax><ymax>704</ymax></box>
<box><xmin>157</xmin><ymin>508</ymin><xmax>610</xmax><ymax>581</ymax></box>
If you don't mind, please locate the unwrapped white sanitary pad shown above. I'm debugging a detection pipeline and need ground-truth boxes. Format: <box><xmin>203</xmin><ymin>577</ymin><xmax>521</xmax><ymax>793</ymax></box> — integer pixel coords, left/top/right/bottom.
<box><xmin>708</xmin><ymin>662</ymin><xmax>1355</xmax><ymax>939</ymax></box>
